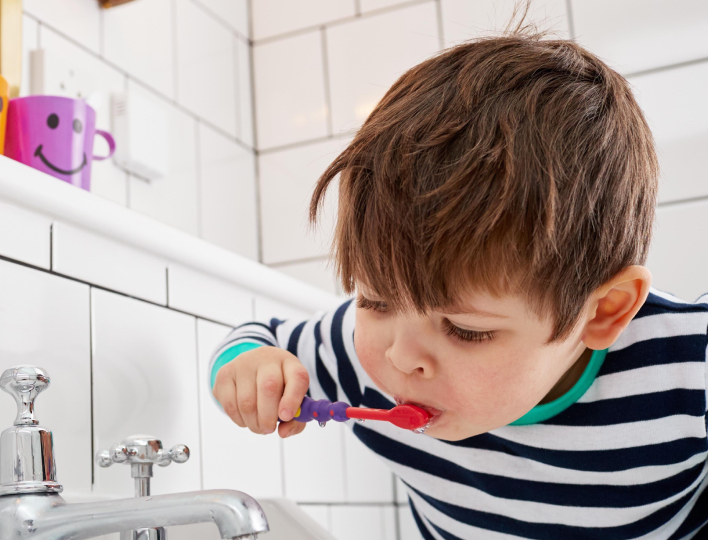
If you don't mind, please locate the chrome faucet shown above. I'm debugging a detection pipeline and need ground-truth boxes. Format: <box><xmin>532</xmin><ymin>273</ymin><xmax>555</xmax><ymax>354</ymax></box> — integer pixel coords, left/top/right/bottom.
<box><xmin>0</xmin><ymin>366</ymin><xmax>269</xmax><ymax>540</ymax></box>
<box><xmin>96</xmin><ymin>434</ymin><xmax>191</xmax><ymax>539</ymax></box>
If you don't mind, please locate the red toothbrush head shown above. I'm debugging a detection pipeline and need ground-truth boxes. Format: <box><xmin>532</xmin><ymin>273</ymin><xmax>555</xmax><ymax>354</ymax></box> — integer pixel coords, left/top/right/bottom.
<box><xmin>387</xmin><ymin>404</ymin><xmax>433</xmax><ymax>430</ymax></box>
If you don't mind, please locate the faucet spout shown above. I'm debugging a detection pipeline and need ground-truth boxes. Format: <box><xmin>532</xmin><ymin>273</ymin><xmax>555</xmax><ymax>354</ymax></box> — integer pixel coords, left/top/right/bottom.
<box><xmin>0</xmin><ymin>490</ymin><xmax>269</xmax><ymax>540</ymax></box>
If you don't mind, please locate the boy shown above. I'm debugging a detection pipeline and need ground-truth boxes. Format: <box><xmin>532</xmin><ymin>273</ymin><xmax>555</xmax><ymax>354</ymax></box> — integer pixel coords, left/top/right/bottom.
<box><xmin>211</xmin><ymin>29</ymin><xmax>708</xmax><ymax>539</ymax></box>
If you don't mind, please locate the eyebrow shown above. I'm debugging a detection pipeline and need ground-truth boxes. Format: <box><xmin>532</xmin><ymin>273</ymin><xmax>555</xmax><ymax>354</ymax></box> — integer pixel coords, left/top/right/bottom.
<box><xmin>442</xmin><ymin>305</ymin><xmax>509</xmax><ymax>319</ymax></box>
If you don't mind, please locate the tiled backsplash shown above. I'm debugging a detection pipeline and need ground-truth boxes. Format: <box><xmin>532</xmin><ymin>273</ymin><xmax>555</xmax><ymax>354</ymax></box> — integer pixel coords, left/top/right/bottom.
<box><xmin>251</xmin><ymin>0</ymin><xmax>708</xmax><ymax>303</ymax></box>
<box><xmin>0</xmin><ymin>182</ymin><xmax>401</xmax><ymax>539</ymax></box>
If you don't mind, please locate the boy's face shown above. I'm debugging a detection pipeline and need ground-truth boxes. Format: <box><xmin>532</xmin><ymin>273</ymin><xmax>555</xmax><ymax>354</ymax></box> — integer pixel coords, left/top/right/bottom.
<box><xmin>353</xmin><ymin>283</ymin><xmax>589</xmax><ymax>441</ymax></box>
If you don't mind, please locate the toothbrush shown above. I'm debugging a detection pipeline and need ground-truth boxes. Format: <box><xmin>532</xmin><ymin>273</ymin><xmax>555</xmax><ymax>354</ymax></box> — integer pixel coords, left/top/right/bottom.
<box><xmin>284</xmin><ymin>395</ymin><xmax>433</xmax><ymax>431</ymax></box>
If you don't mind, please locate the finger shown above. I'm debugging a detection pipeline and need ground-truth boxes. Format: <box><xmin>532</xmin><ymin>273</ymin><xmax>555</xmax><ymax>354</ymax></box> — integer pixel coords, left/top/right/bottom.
<box><xmin>256</xmin><ymin>362</ymin><xmax>284</xmax><ymax>434</ymax></box>
<box><xmin>278</xmin><ymin>419</ymin><xmax>307</xmax><ymax>438</ymax></box>
<box><xmin>213</xmin><ymin>366</ymin><xmax>245</xmax><ymax>427</ymax></box>
<box><xmin>278</xmin><ymin>359</ymin><xmax>310</xmax><ymax>422</ymax></box>
<box><xmin>236</xmin><ymin>365</ymin><xmax>261</xmax><ymax>434</ymax></box>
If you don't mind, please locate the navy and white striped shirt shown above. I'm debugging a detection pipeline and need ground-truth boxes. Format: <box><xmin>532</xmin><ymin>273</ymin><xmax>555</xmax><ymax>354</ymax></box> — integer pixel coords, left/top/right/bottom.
<box><xmin>210</xmin><ymin>287</ymin><xmax>708</xmax><ymax>539</ymax></box>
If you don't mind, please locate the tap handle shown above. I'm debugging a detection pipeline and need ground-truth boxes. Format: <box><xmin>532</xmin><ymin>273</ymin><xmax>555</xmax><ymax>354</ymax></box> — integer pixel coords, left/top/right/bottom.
<box><xmin>0</xmin><ymin>365</ymin><xmax>50</xmax><ymax>426</ymax></box>
<box><xmin>96</xmin><ymin>435</ymin><xmax>190</xmax><ymax>468</ymax></box>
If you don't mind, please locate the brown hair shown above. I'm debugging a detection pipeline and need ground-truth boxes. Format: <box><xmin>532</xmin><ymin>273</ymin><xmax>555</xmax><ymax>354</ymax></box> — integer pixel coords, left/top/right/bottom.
<box><xmin>310</xmin><ymin>28</ymin><xmax>658</xmax><ymax>342</ymax></box>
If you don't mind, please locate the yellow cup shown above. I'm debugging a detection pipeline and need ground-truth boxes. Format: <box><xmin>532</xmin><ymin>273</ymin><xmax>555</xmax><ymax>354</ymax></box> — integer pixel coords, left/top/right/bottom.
<box><xmin>0</xmin><ymin>76</ymin><xmax>8</xmax><ymax>154</ymax></box>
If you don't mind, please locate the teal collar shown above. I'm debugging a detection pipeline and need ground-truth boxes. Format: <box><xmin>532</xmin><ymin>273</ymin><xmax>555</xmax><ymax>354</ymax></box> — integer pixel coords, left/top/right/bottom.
<box><xmin>509</xmin><ymin>348</ymin><xmax>608</xmax><ymax>426</ymax></box>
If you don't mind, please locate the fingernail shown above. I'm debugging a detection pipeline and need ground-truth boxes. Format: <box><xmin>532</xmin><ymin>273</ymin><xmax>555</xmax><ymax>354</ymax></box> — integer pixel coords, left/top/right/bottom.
<box><xmin>279</xmin><ymin>408</ymin><xmax>293</xmax><ymax>422</ymax></box>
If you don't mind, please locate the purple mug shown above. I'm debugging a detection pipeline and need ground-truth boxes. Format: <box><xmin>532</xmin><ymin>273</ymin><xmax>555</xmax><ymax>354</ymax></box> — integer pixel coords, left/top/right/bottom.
<box><xmin>5</xmin><ymin>95</ymin><xmax>116</xmax><ymax>191</ymax></box>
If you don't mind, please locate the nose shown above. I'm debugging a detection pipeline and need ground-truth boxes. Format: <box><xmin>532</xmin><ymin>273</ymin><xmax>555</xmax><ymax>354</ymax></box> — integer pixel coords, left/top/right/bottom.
<box><xmin>385</xmin><ymin>335</ymin><xmax>436</xmax><ymax>378</ymax></box>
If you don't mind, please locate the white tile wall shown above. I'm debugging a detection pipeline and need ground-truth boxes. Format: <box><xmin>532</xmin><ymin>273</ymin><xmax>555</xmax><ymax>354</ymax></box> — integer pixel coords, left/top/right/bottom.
<box><xmin>92</xmin><ymin>288</ymin><xmax>201</xmax><ymax>497</ymax></box>
<box><xmin>52</xmin><ymin>221</ymin><xmax>167</xmax><ymax>305</ymax></box>
<box><xmin>176</xmin><ymin>0</ymin><xmax>237</xmax><ymax>137</ymax></box>
<box><xmin>326</xmin><ymin>2</ymin><xmax>441</xmax><ymax>135</ymax></box>
<box><xmin>253</xmin><ymin>295</ymin><xmax>312</xmax><ymax>325</ymax></box>
<box><xmin>359</xmin><ymin>0</ymin><xmax>412</xmax><ymax>13</ymax></box>
<box><xmin>168</xmin><ymin>263</ymin><xmax>252</xmax><ymax>326</ymax></box>
<box><xmin>197</xmin><ymin>318</ymin><xmax>286</xmax><ymax>499</ymax></box>
<box><xmin>25</xmin><ymin>0</ymin><xmax>101</xmax><ymax>53</ymax></box>
<box><xmin>646</xmin><ymin>201</ymin><xmax>708</xmax><ymax>302</ymax></box>
<box><xmin>398</xmin><ymin>504</ymin><xmax>422</xmax><ymax>539</ymax></box>
<box><xmin>440</xmin><ymin>0</ymin><xmax>569</xmax><ymax>47</ymax></box>
<box><xmin>0</xmin><ymin>200</ymin><xmax>51</xmax><ymax>269</ymax></box>
<box><xmin>198</xmin><ymin>123</ymin><xmax>258</xmax><ymax>258</ymax></box>
<box><xmin>572</xmin><ymin>0</ymin><xmax>708</xmax><ymax>74</ymax></box>
<box><xmin>258</xmin><ymin>138</ymin><xmax>345</xmax><ymax>264</ymax></box>
<box><xmin>194</xmin><ymin>0</ymin><xmax>249</xmax><ymax>37</ymax></box>
<box><xmin>236</xmin><ymin>37</ymin><xmax>255</xmax><ymax>147</ymax></box>
<box><xmin>103</xmin><ymin>0</ymin><xmax>175</xmax><ymax>98</ymax></box>
<box><xmin>343</xmin><ymin>427</ymin><xmax>394</xmax><ymax>503</ymax></box>
<box><xmin>630</xmin><ymin>62</ymin><xmax>708</xmax><ymax>204</ymax></box>
<box><xmin>330</xmin><ymin>505</ymin><xmax>397</xmax><ymax>540</ymax></box>
<box><xmin>0</xmin><ymin>260</ymin><xmax>91</xmax><ymax>495</ymax></box>
<box><xmin>274</xmin><ymin>258</ymin><xmax>342</xmax><ymax>297</ymax></box>
<box><xmin>252</xmin><ymin>0</ymin><xmax>356</xmax><ymax>41</ymax></box>
<box><xmin>38</xmin><ymin>26</ymin><xmax>129</xmax><ymax>205</ymax></box>
<box><xmin>299</xmin><ymin>504</ymin><xmax>332</xmax><ymax>532</ymax></box>
<box><xmin>127</xmin><ymin>81</ymin><xmax>200</xmax><ymax>235</ymax></box>
<box><xmin>254</xmin><ymin>31</ymin><xmax>329</xmax><ymax>149</ymax></box>
<box><xmin>21</xmin><ymin>15</ymin><xmax>38</xmax><ymax>97</ymax></box>
<box><xmin>283</xmin><ymin>423</ymin><xmax>347</xmax><ymax>502</ymax></box>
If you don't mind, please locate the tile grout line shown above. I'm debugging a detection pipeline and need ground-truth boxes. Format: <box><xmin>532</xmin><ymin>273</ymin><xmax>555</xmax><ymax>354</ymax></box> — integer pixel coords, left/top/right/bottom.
<box><xmin>0</xmin><ymin>251</ymin><xmax>249</xmax><ymax>329</ymax></box>
<box><xmin>320</xmin><ymin>27</ymin><xmax>334</xmax><ymax>137</ymax></box>
<box><xmin>232</xmin><ymin>37</ymin><xmax>242</xmax><ymax>145</ymax></box>
<box><xmin>171</xmin><ymin>0</ymin><xmax>180</xmax><ymax>103</ymax></box>
<box><xmin>434</xmin><ymin>0</ymin><xmax>445</xmax><ymax>50</ymax></box>
<box><xmin>21</xmin><ymin>11</ymin><xmax>255</xmax><ymax>154</ymax></box>
<box><xmin>564</xmin><ymin>0</ymin><xmax>576</xmax><ymax>40</ymax></box>
<box><xmin>247</xmin><ymin>0</ymin><xmax>264</xmax><ymax>264</ymax></box>
<box><xmin>625</xmin><ymin>54</ymin><xmax>708</xmax><ymax>79</ymax></box>
<box><xmin>253</xmin><ymin>0</ymin><xmax>434</xmax><ymax>46</ymax></box>
<box><xmin>194</xmin><ymin>317</ymin><xmax>206</xmax><ymax>491</ymax></box>
<box><xmin>89</xmin><ymin>288</ymin><xmax>95</xmax><ymax>488</ymax></box>
<box><xmin>195</xmin><ymin>119</ymin><xmax>203</xmax><ymax>239</ymax></box>
<box><xmin>188</xmin><ymin>0</ymin><xmax>250</xmax><ymax>42</ymax></box>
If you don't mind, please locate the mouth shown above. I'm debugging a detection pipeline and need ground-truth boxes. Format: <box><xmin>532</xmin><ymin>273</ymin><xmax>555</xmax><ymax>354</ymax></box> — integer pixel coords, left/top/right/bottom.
<box><xmin>395</xmin><ymin>397</ymin><xmax>444</xmax><ymax>434</ymax></box>
<box><xmin>34</xmin><ymin>145</ymin><xmax>87</xmax><ymax>176</ymax></box>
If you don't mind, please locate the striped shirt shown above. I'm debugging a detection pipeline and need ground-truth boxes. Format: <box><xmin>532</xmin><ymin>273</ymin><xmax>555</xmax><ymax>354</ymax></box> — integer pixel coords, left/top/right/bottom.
<box><xmin>209</xmin><ymin>287</ymin><xmax>708</xmax><ymax>539</ymax></box>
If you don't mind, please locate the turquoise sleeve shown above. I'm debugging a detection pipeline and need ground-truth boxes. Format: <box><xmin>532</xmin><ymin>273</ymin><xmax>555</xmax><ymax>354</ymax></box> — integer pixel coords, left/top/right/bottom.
<box><xmin>210</xmin><ymin>342</ymin><xmax>265</xmax><ymax>390</ymax></box>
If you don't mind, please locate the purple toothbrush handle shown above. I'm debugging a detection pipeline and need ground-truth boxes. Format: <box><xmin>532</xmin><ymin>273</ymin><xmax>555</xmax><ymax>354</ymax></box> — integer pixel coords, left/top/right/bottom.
<box><xmin>291</xmin><ymin>396</ymin><xmax>350</xmax><ymax>423</ymax></box>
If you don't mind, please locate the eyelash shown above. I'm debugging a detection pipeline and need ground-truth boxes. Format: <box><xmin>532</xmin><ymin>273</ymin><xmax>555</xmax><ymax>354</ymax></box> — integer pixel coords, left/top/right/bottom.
<box><xmin>356</xmin><ymin>296</ymin><xmax>496</xmax><ymax>343</ymax></box>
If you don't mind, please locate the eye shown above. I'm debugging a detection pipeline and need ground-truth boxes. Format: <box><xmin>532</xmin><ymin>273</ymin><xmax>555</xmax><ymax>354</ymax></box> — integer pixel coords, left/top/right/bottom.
<box><xmin>73</xmin><ymin>119</ymin><xmax>83</xmax><ymax>133</ymax></box>
<box><xmin>47</xmin><ymin>114</ymin><xmax>59</xmax><ymax>129</ymax></box>
<box><xmin>356</xmin><ymin>295</ymin><xmax>389</xmax><ymax>313</ymax></box>
<box><xmin>442</xmin><ymin>319</ymin><xmax>495</xmax><ymax>343</ymax></box>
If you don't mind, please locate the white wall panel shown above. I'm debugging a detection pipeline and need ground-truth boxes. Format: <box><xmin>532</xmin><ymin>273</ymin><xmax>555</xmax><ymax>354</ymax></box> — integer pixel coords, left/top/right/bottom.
<box><xmin>646</xmin><ymin>201</ymin><xmax>708</xmax><ymax>302</ymax></box>
<box><xmin>103</xmin><ymin>0</ymin><xmax>175</xmax><ymax>97</ymax></box>
<box><xmin>92</xmin><ymin>288</ymin><xmax>201</xmax><ymax>497</ymax></box>
<box><xmin>25</xmin><ymin>0</ymin><xmax>101</xmax><ymax>53</ymax></box>
<box><xmin>252</xmin><ymin>0</ymin><xmax>355</xmax><ymax>41</ymax></box>
<box><xmin>0</xmin><ymin>261</ymin><xmax>91</xmax><ymax>496</ymax></box>
<box><xmin>0</xmin><ymin>200</ymin><xmax>51</xmax><ymax>268</ymax></box>
<box><xmin>254</xmin><ymin>32</ymin><xmax>329</xmax><ymax>149</ymax></box>
<box><xmin>326</xmin><ymin>2</ymin><xmax>441</xmax><ymax>135</ymax></box>
<box><xmin>198</xmin><ymin>123</ymin><xmax>258</xmax><ymax>259</ymax></box>
<box><xmin>631</xmin><ymin>63</ymin><xmax>708</xmax><ymax>204</ymax></box>
<box><xmin>197</xmin><ymin>318</ymin><xmax>286</xmax><ymax>499</ymax></box>
<box><xmin>573</xmin><ymin>0</ymin><xmax>708</xmax><ymax>74</ymax></box>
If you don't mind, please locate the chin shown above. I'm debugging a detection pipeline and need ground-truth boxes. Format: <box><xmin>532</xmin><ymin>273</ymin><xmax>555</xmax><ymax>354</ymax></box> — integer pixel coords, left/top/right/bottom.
<box><xmin>423</xmin><ymin>417</ymin><xmax>486</xmax><ymax>441</ymax></box>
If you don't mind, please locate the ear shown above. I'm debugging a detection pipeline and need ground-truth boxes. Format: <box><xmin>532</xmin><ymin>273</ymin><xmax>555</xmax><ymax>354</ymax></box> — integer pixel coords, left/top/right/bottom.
<box><xmin>581</xmin><ymin>266</ymin><xmax>652</xmax><ymax>350</ymax></box>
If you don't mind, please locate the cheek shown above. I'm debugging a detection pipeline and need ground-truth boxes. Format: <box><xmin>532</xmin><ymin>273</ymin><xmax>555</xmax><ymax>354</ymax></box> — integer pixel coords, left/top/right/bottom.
<box><xmin>353</xmin><ymin>313</ymin><xmax>388</xmax><ymax>376</ymax></box>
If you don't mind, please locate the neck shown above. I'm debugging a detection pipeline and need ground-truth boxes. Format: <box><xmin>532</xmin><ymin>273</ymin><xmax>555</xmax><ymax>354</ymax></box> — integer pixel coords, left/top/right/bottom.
<box><xmin>538</xmin><ymin>346</ymin><xmax>593</xmax><ymax>405</ymax></box>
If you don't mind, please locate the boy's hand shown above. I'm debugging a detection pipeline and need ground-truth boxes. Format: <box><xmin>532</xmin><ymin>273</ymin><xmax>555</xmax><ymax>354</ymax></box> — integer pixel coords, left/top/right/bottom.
<box><xmin>212</xmin><ymin>346</ymin><xmax>310</xmax><ymax>438</ymax></box>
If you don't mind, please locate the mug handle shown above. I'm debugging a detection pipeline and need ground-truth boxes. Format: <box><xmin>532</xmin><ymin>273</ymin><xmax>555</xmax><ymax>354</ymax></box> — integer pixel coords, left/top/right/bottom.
<box><xmin>93</xmin><ymin>129</ymin><xmax>116</xmax><ymax>161</ymax></box>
